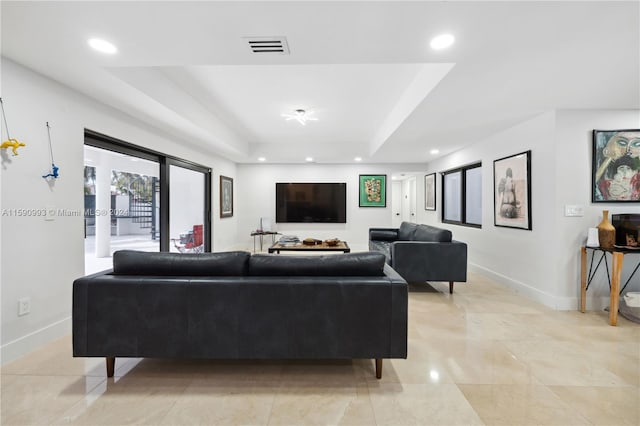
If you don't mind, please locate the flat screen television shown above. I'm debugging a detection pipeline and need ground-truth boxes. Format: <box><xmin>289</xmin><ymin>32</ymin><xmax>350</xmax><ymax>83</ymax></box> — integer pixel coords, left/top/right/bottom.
<box><xmin>276</xmin><ymin>182</ymin><xmax>346</xmax><ymax>223</ymax></box>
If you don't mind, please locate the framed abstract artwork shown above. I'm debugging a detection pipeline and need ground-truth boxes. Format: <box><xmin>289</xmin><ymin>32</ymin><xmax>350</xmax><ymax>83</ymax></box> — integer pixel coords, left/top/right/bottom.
<box><xmin>493</xmin><ymin>150</ymin><xmax>531</xmax><ymax>230</ymax></box>
<box><xmin>359</xmin><ymin>174</ymin><xmax>386</xmax><ymax>207</ymax></box>
<box><xmin>592</xmin><ymin>129</ymin><xmax>640</xmax><ymax>202</ymax></box>
<box><xmin>220</xmin><ymin>175</ymin><xmax>233</xmax><ymax>218</ymax></box>
<box><xmin>425</xmin><ymin>173</ymin><xmax>436</xmax><ymax>210</ymax></box>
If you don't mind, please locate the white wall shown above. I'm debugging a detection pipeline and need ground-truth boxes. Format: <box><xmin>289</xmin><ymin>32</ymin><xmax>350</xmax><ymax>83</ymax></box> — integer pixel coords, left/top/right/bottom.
<box><xmin>236</xmin><ymin>163</ymin><xmax>426</xmax><ymax>252</ymax></box>
<box><xmin>419</xmin><ymin>110</ymin><xmax>640</xmax><ymax>310</ymax></box>
<box><xmin>0</xmin><ymin>58</ymin><xmax>238</xmax><ymax>363</ymax></box>
<box><xmin>554</xmin><ymin>110</ymin><xmax>640</xmax><ymax>307</ymax></box>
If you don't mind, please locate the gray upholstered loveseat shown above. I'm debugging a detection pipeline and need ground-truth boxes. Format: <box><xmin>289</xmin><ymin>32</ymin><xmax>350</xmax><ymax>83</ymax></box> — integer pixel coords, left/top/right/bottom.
<box><xmin>73</xmin><ymin>250</ymin><xmax>407</xmax><ymax>379</ymax></box>
<box><xmin>369</xmin><ymin>221</ymin><xmax>467</xmax><ymax>293</ymax></box>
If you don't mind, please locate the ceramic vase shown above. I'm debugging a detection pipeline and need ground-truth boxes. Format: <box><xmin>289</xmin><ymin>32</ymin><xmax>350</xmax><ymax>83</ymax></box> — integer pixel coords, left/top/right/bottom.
<box><xmin>597</xmin><ymin>210</ymin><xmax>616</xmax><ymax>249</ymax></box>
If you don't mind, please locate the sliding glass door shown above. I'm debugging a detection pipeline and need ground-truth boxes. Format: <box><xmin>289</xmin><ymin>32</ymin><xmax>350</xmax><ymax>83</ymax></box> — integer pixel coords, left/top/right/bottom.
<box><xmin>84</xmin><ymin>131</ymin><xmax>211</xmax><ymax>274</ymax></box>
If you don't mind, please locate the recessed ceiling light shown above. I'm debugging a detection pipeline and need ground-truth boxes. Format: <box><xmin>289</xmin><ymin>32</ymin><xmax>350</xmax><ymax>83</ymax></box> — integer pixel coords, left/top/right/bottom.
<box><xmin>305</xmin><ymin>157</ymin><xmax>314</xmax><ymax>162</ymax></box>
<box><xmin>88</xmin><ymin>38</ymin><xmax>118</xmax><ymax>54</ymax></box>
<box><xmin>430</xmin><ymin>34</ymin><xmax>455</xmax><ymax>50</ymax></box>
<box><xmin>430</xmin><ymin>149</ymin><xmax>440</xmax><ymax>155</ymax></box>
<box><xmin>354</xmin><ymin>157</ymin><xmax>362</xmax><ymax>162</ymax></box>
<box><xmin>258</xmin><ymin>157</ymin><xmax>266</xmax><ymax>162</ymax></box>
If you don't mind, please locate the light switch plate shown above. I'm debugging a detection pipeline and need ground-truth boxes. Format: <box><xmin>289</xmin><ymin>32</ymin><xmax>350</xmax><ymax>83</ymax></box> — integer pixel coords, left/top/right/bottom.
<box><xmin>564</xmin><ymin>205</ymin><xmax>584</xmax><ymax>217</ymax></box>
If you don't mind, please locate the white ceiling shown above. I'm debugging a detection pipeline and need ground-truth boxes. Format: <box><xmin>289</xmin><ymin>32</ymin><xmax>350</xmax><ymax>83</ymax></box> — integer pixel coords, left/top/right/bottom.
<box><xmin>2</xmin><ymin>1</ymin><xmax>638</xmax><ymax>164</ymax></box>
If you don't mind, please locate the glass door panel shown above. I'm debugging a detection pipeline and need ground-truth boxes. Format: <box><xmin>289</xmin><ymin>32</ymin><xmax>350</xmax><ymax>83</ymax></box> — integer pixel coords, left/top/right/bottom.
<box><xmin>84</xmin><ymin>145</ymin><xmax>160</xmax><ymax>274</ymax></box>
<box><xmin>169</xmin><ymin>165</ymin><xmax>206</xmax><ymax>253</ymax></box>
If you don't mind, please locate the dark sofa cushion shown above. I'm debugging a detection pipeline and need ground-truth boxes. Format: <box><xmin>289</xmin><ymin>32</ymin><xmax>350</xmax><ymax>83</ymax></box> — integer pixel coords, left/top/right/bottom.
<box><xmin>112</xmin><ymin>250</ymin><xmax>251</xmax><ymax>276</ymax></box>
<box><xmin>398</xmin><ymin>222</ymin><xmax>418</xmax><ymax>240</ymax></box>
<box><xmin>413</xmin><ymin>225</ymin><xmax>452</xmax><ymax>242</ymax></box>
<box><xmin>370</xmin><ymin>229</ymin><xmax>398</xmax><ymax>241</ymax></box>
<box><xmin>249</xmin><ymin>252</ymin><xmax>386</xmax><ymax>276</ymax></box>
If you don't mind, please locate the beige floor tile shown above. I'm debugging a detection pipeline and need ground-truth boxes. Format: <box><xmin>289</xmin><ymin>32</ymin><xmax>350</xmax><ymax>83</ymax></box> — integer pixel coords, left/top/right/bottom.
<box><xmin>505</xmin><ymin>340</ymin><xmax>636</xmax><ymax>387</ymax></box>
<box><xmin>454</xmin><ymin>293</ymin><xmax>552</xmax><ymax>315</ymax></box>
<box><xmin>459</xmin><ymin>384</ymin><xmax>592</xmax><ymax>425</ymax></box>
<box><xmin>157</xmin><ymin>379</ymin><xmax>276</xmax><ymax>425</ymax></box>
<box><xmin>56</xmin><ymin>376</ymin><xmax>192</xmax><ymax>425</ymax></box>
<box><xmin>279</xmin><ymin>359</ymin><xmax>369</xmax><ymax>385</ymax></box>
<box><xmin>374</xmin><ymin>355</ymin><xmax>456</xmax><ymax>385</ymax></box>
<box><xmin>367</xmin><ymin>383</ymin><xmax>484</xmax><ymax>425</ymax></box>
<box><xmin>267</xmin><ymin>384</ymin><xmax>375</xmax><ymax>426</ymax></box>
<box><xmin>414</xmin><ymin>338</ymin><xmax>538</xmax><ymax>385</ymax></box>
<box><xmin>548</xmin><ymin>385</ymin><xmax>640</xmax><ymax>426</ymax></box>
<box><xmin>1</xmin><ymin>374</ymin><xmax>105</xmax><ymax>426</ymax></box>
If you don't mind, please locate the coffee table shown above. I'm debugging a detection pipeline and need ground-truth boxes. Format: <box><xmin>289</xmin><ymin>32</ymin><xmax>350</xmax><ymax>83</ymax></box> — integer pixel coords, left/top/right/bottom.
<box><xmin>268</xmin><ymin>241</ymin><xmax>350</xmax><ymax>254</ymax></box>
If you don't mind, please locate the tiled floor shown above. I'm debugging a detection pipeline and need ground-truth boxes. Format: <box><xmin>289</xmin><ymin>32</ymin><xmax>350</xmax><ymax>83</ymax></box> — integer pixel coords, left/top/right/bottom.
<box><xmin>2</xmin><ymin>272</ymin><xmax>639</xmax><ymax>425</ymax></box>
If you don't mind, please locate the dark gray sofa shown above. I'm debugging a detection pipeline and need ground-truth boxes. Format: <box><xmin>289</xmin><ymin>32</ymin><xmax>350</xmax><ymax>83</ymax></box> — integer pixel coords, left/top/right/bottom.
<box><xmin>369</xmin><ymin>221</ymin><xmax>467</xmax><ymax>293</ymax></box>
<box><xmin>73</xmin><ymin>250</ymin><xmax>407</xmax><ymax>379</ymax></box>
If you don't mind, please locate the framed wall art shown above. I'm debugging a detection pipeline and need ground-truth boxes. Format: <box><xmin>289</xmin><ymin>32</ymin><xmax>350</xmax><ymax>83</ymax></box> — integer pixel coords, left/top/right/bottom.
<box><xmin>493</xmin><ymin>150</ymin><xmax>531</xmax><ymax>230</ymax></box>
<box><xmin>592</xmin><ymin>129</ymin><xmax>640</xmax><ymax>202</ymax></box>
<box><xmin>424</xmin><ymin>173</ymin><xmax>436</xmax><ymax>210</ymax></box>
<box><xmin>220</xmin><ymin>175</ymin><xmax>233</xmax><ymax>218</ymax></box>
<box><xmin>359</xmin><ymin>174</ymin><xmax>386</xmax><ymax>207</ymax></box>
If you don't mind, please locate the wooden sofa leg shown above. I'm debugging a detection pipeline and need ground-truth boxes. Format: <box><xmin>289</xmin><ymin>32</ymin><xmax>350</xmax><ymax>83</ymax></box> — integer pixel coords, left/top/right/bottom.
<box><xmin>449</xmin><ymin>281</ymin><xmax>454</xmax><ymax>294</ymax></box>
<box><xmin>106</xmin><ymin>357</ymin><xmax>115</xmax><ymax>378</ymax></box>
<box><xmin>375</xmin><ymin>358</ymin><xmax>382</xmax><ymax>379</ymax></box>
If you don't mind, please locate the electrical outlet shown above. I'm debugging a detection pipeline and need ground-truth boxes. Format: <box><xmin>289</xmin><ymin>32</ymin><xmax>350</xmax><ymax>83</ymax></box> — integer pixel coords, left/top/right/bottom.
<box><xmin>18</xmin><ymin>297</ymin><xmax>30</xmax><ymax>316</ymax></box>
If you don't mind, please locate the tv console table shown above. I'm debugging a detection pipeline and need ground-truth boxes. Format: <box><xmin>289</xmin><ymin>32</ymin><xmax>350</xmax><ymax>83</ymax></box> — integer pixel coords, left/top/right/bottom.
<box><xmin>580</xmin><ymin>245</ymin><xmax>640</xmax><ymax>326</ymax></box>
<box><xmin>268</xmin><ymin>241</ymin><xmax>350</xmax><ymax>254</ymax></box>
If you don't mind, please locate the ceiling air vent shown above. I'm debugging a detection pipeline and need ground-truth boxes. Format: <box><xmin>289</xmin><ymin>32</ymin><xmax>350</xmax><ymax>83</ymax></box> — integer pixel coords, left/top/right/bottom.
<box><xmin>245</xmin><ymin>36</ymin><xmax>290</xmax><ymax>54</ymax></box>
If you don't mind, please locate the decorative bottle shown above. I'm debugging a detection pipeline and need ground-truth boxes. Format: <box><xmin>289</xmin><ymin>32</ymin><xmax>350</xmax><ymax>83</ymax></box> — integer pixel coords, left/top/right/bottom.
<box><xmin>597</xmin><ymin>210</ymin><xmax>615</xmax><ymax>249</ymax></box>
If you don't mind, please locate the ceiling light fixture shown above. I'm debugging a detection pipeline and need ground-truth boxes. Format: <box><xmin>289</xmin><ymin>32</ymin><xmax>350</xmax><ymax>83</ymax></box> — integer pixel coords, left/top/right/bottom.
<box><xmin>430</xmin><ymin>149</ymin><xmax>440</xmax><ymax>155</ymax></box>
<box><xmin>88</xmin><ymin>38</ymin><xmax>118</xmax><ymax>54</ymax></box>
<box><xmin>282</xmin><ymin>109</ymin><xmax>318</xmax><ymax>126</ymax></box>
<box><xmin>258</xmin><ymin>157</ymin><xmax>266</xmax><ymax>162</ymax></box>
<box><xmin>430</xmin><ymin>34</ymin><xmax>455</xmax><ymax>50</ymax></box>
<box><xmin>305</xmin><ymin>157</ymin><xmax>314</xmax><ymax>162</ymax></box>
<box><xmin>354</xmin><ymin>157</ymin><xmax>362</xmax><ymax>162</ymax></box>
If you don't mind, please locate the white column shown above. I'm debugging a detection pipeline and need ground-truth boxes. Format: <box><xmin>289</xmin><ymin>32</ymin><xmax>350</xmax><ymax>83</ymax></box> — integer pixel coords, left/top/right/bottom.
<box><xmin>95</xmin><ymin>157</ymin><xmax>111</xmax><ymax>257</ymax></box>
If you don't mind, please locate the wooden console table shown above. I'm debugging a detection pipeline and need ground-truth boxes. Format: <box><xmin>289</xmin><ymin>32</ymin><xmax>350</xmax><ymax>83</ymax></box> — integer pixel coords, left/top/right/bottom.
<box><xmin>580</xmin><ymin>245</ymin><xmax>640</xmax><ymax>326</ymax></box>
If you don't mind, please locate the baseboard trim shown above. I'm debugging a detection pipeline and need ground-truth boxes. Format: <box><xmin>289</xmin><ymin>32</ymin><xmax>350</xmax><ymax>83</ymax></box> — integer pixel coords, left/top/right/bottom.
<box><xmin>469</xmin><ymin>263</ymin><xmax>579</xmax><ymax>310</ymax></box>
<box><xmin>1</xmin><ymin>316</ymin><xmax>71</xmax><ymax>365</ymax></box>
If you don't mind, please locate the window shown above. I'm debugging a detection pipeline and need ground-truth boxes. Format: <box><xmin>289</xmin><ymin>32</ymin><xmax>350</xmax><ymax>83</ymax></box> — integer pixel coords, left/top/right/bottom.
<box><xmin>442</xmin><ymin>163</ymin><xmax>482</xmax><ymax>227</ymax></box>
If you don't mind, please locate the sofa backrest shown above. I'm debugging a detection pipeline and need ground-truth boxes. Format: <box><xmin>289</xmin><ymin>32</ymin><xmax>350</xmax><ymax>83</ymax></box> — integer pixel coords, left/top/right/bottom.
<box><xmin>398</xmin><ymin>222</ymin><xmax>418</xmax><ymax>240</ymax></box>
<box><xmin>413</xmin><ymin>224</ymin><xmax>452</xmax><ymax>242</ymax></box>
<box><xmin>249</xmin><ymin>252</ymin><xmax>386</xmax><ymax>276</ymax></box>
<box><xmin>112</xmin><ymin>250</ymin><xmax>251</xmax><ymax>276</ymax></box>
<box><xmin>396</xmin><ymin>222</ymin><xmax>452</xmax><ymax>242</ymax></box>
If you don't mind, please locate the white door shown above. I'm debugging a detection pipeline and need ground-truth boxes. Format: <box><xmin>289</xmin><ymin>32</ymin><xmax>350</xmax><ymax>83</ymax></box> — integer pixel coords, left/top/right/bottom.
<box><xmin>401</xmin><ymin>179</ymin><xmax>411</xmax><ymax>222</ymax></box>
<box><xmin>392</xmin><ymin>181</ymin><xmax>403</xmax><ymax>227</ymax></box>
<box><xmin>409</xmin><ymin>177</ymin><xmax>417</xmax><ymax>223</ymax></box>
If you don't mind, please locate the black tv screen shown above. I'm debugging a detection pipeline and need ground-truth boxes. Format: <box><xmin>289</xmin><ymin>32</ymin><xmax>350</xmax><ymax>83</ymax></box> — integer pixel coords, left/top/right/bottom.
<box><xmin>276</xmin><ymin>183</ymin><xmax>347</xmax><ymax>223</ymax></box>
